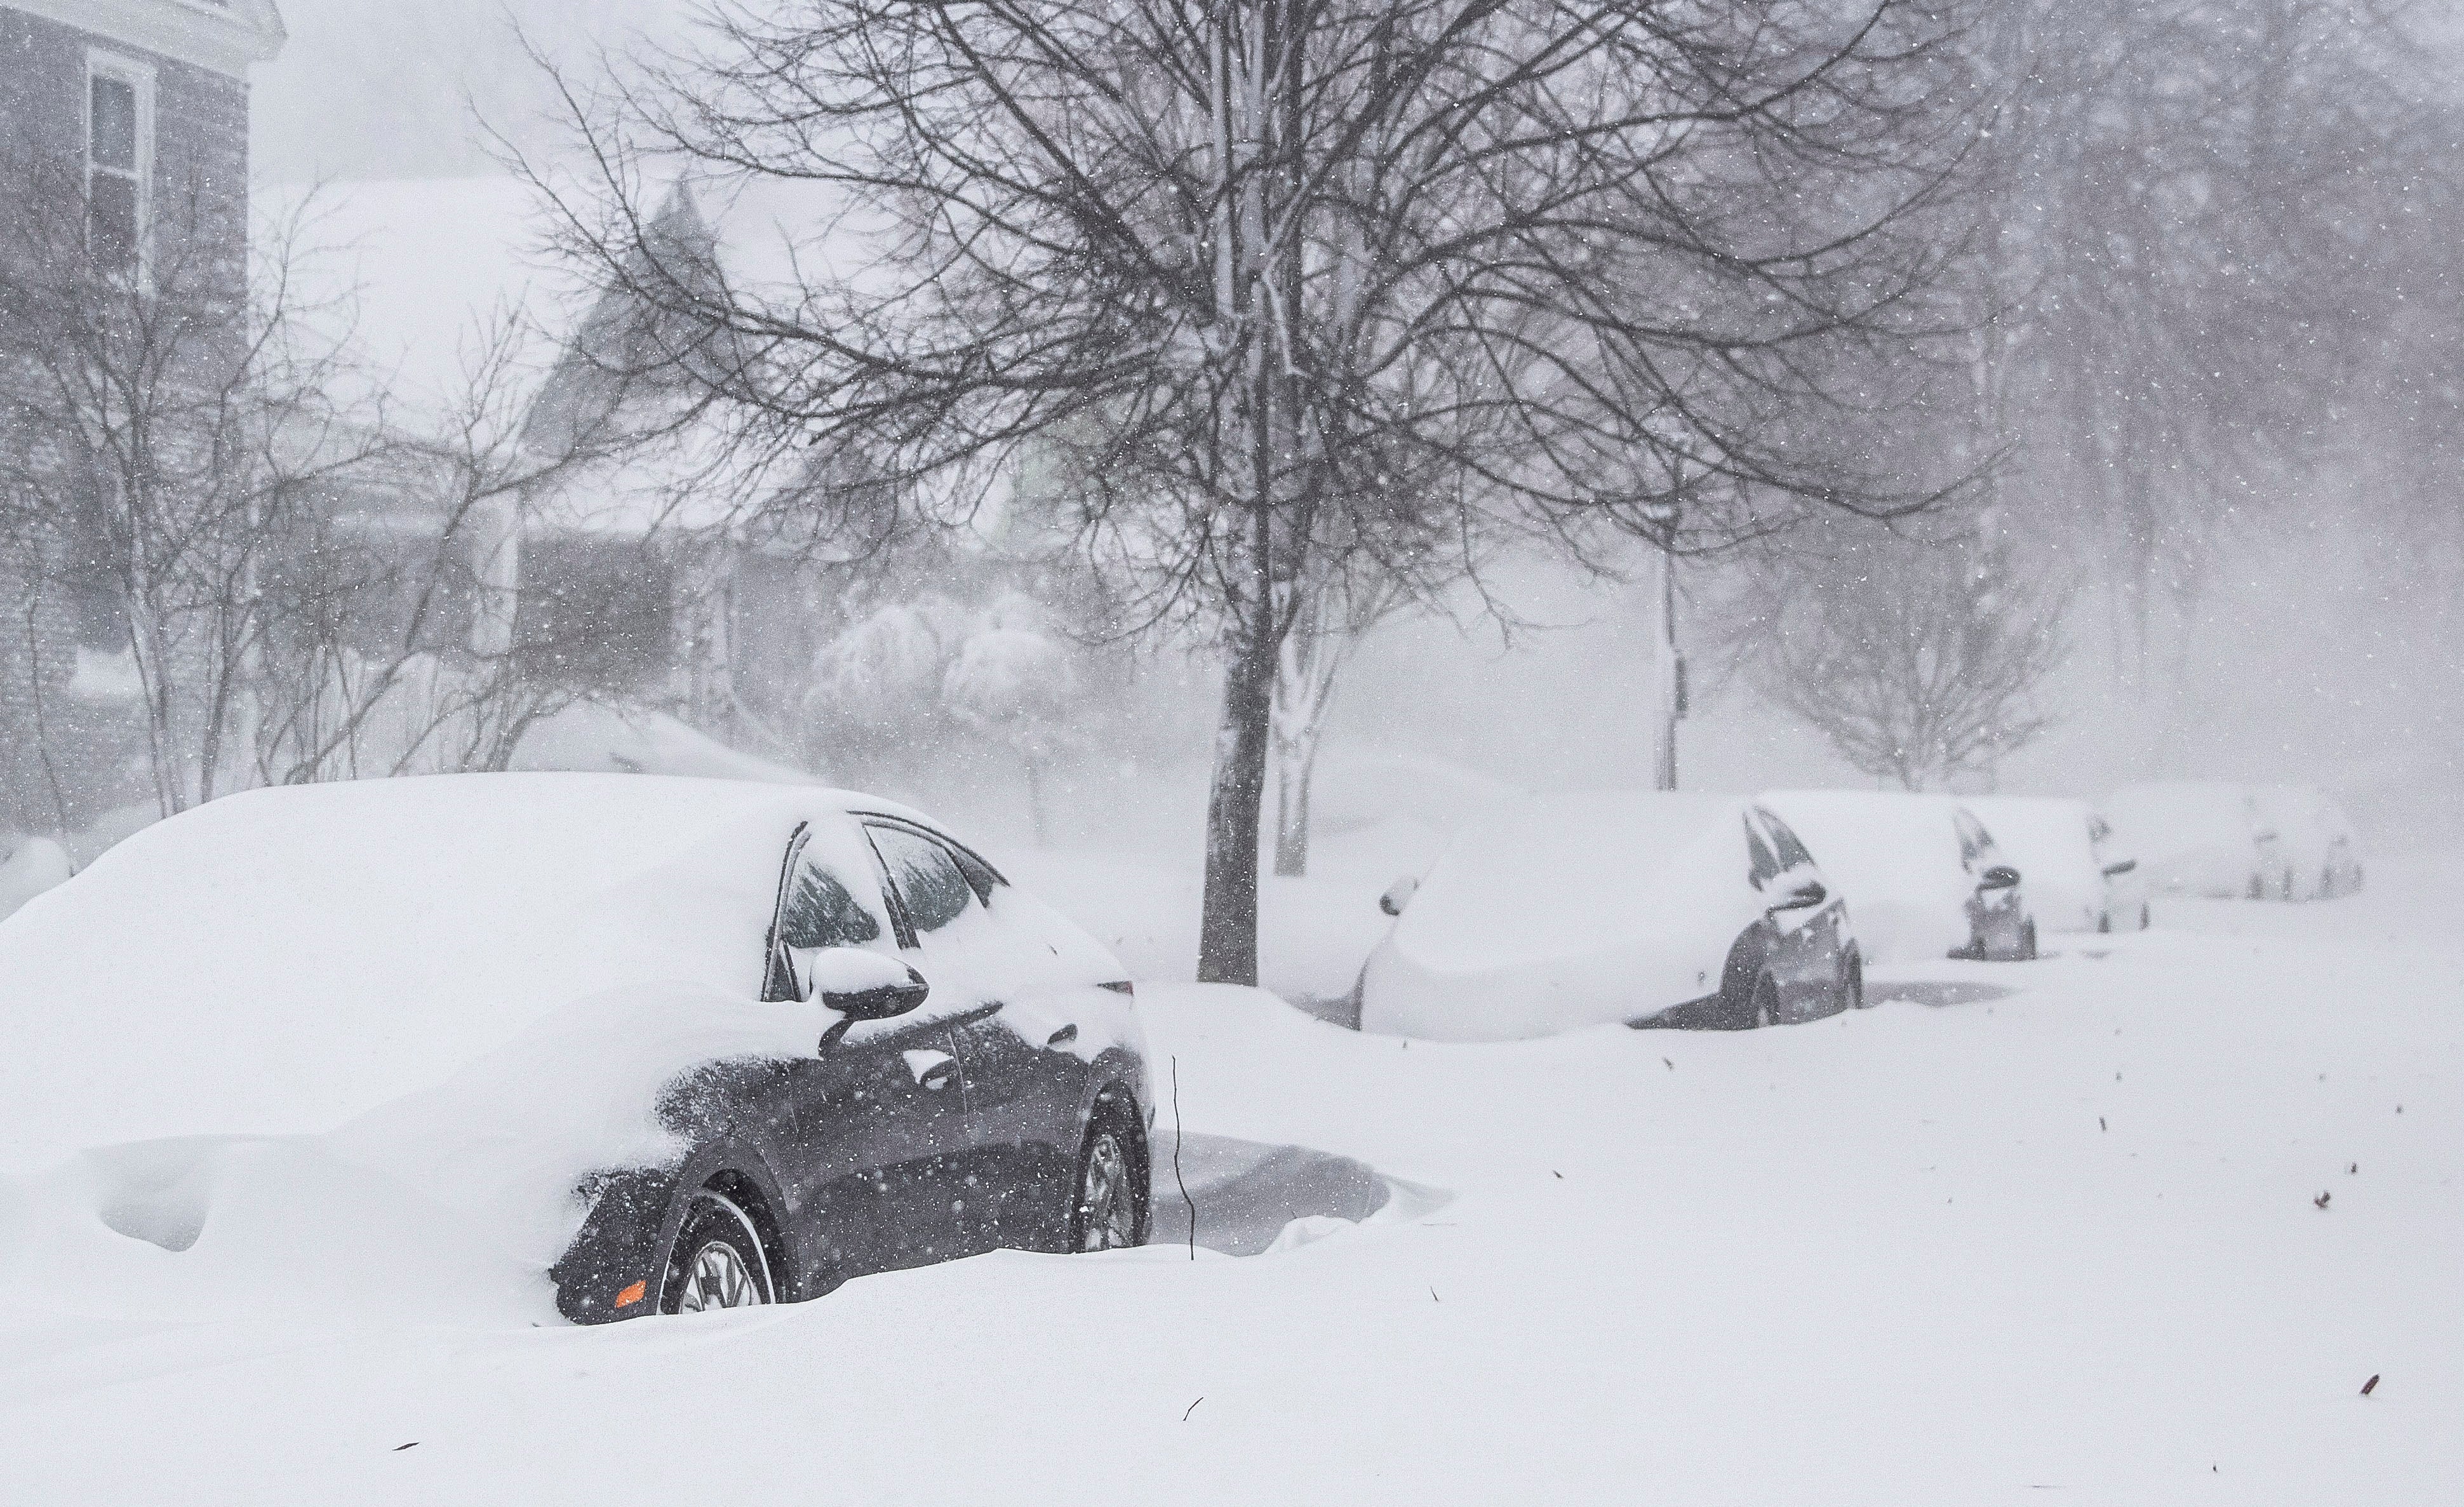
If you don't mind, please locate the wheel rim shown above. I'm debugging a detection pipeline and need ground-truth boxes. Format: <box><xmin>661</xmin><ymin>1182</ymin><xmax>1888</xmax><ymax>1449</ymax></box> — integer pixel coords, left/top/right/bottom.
<box><xmin>675</xmin><ymin>1238</ymin><xmax>764</xmax><ymax>1312</ymax></box>
<box><xmin>1076</xmin><ymin>1130</ymin><xmax>1138</xmax><ymax>1251</ymax></box>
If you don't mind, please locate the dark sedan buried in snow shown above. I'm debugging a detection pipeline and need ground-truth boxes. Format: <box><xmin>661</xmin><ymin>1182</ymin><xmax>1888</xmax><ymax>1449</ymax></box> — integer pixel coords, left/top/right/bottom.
<box><xmin>0</xmin><ymin>775</ymin><xmax>1152</xmax><ymax>1323</ymax></box>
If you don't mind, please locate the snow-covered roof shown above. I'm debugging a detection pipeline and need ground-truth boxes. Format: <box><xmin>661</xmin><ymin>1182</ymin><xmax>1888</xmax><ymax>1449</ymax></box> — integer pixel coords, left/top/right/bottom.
<box><xmin>279</xmin><ymin>171</ymin><xmax>884</xmax><ymax>429</ymax></box>
<box><xmin>13</xmin><ymin>0</ymin><xmax>286</xmax><ymax>77</ymax></box>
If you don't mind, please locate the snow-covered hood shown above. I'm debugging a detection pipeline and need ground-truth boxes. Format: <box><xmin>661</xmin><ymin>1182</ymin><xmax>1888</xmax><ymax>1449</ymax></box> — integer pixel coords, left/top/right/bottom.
<box><xmin>1360</xmin><ymin>793</ymin><xmax>1761</xmax><ymax>1041</ymax></box>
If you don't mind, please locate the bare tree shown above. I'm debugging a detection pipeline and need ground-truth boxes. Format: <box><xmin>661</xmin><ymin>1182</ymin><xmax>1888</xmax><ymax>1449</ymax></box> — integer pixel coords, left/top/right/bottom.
<box><xmin>1953</xmin><ymin>0</ymin><xmax>2435</xmax><ymax>683</ymax></box>
<box><xmin>1269</xmin><ymin>561</ymin><xmax>1401</xmax><ymax>876</ymax></box>
<box><xmin>1722</xmin><ymin>512</ymin><xmax>2071</xmax><ymax>791</ymax></box>
<box><xmin>0</xmin><ymin>164</ymin><xmax>378</xmax><ymax>818</ymax></box>
<box><xmin>533</xmin><ymin>0</ymin><xmax>1981</xmax><ymax>983</ymax></box>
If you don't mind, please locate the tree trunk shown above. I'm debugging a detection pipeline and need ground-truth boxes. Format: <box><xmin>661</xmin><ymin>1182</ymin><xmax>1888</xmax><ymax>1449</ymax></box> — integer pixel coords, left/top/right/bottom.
<box><xmin>1198</xmin><ymin>617</ymin><xmax>1275</xmax><ymax>985</ymax></box>
<box><xmin>1271</xmin><ymin>722</ymin><xmax>1318</xmax><ymax>878</ymax></box>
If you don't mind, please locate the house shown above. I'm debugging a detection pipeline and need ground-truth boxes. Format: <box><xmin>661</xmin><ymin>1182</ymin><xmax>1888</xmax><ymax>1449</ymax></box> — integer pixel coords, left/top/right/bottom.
<box><xmin>297</xmin><ymin>174</ymin><xmax>899</xmax><ymax>769</ymax></box>
<box><xmin>0</xmin><ymin>1</ymin><xmax>287</xmax><ymax>831</ymax></box>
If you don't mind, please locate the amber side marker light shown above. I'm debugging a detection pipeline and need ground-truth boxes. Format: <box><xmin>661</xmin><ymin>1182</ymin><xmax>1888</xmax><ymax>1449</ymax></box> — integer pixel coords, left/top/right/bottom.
<box><xmin>615</xmin><ymin>1280</ymin><xmax>647</xmax><ymax>1309</ymax></box>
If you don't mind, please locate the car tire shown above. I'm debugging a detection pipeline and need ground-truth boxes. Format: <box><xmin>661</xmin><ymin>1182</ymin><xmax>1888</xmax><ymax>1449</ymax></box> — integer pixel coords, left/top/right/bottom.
<box><xmin>2138</xmin><ymin>902</ymin><xmax>2151</xmax><ymax>930</ymax></box>
<box><xmin>2018</xmin><ymin>921</ymin><xmax>2039</xmax><ymax>961</ymax></box>
<box><xmin>1842</xmin><ymin>949</ymin><xmax>1868</xmax><ymax>1011</ymax></box>
<box><xmin>659</xmin><ymin>1189</ymin><xmax>775</xmax><ymax>1315</ymax></box>
<box><xmin>1069</xmin><ymin>1106</ymin><xmax>1148</xmax><ymax>1252</ymax></box>
<box><xmin>2097</xmin><ymin>912</ymin><xmax>2111</xmax><ymax>934</ymax></box>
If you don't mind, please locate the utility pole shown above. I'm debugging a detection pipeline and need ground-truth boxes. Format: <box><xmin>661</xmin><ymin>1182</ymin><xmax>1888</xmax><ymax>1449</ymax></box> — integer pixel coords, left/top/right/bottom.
<box><xmin>1641</xmin><ymin>499</ymin><xmax>1682</xmax><ymax>790</ymax></box>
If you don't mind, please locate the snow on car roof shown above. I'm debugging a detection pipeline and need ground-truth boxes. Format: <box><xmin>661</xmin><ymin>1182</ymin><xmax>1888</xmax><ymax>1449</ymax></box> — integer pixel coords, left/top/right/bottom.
<box><xmin>1396</xmin><ymin>791</ymin><xmax>1746</xmax><ymax>970</ymax></box>
<box><xmin>1960</xmin><ymin>795</ymin><xmax>2095</xmax><ymax>848</ymax></box>
<box><xmin>1757</xmin><ymin>789</ymin><xmax>1977</xmax><ymax>963</ymax></box>
<box><xmin>0</xmin><ymin>774</ymin><xmax>927</xmax><ymax>1169</ymax></box>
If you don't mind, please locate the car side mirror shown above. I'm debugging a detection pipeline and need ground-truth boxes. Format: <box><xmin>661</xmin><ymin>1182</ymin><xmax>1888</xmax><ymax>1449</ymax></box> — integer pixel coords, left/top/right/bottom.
<box><xmin>803</xmin><ymin>947</ymin><xmax>930</xmax><ymax>1020</ymax></box>
<box><xmin>1379</xmin><ymin>875</ymin><xmax>1420</xmax><ymax>918</ymax></box>
<box><xmin>1979</xmin><ymin>865</ymin><xmax>2021</xmax><ymax>891</ymax></box>
<box><xmin>2101</xmin><ymin>859</ymin><xmax>2138</xmax><ymax>878</ymax></box>
<box><xmin>1770</xmin><ymin>878</ymin><xmax>1827</xmax><ymax>912</ymax></box>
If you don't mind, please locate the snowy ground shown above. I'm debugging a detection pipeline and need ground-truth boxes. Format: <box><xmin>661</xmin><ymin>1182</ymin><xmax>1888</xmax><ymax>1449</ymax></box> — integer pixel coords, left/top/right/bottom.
<box><xmin>1</xmin><ymin>859</ymin><xmax>2455</xmax><ymax>1503</ymax></box>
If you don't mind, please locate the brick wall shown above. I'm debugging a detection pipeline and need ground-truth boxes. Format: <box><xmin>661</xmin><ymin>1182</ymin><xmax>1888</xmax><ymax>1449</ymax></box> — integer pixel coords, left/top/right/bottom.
<box><xmin>0</xmin><ymin>4</ymin><xmax>255</xmax><ymax>833</ymax></box>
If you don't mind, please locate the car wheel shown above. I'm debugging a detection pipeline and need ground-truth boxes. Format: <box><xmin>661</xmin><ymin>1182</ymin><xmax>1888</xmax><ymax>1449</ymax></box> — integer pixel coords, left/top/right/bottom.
<box><xmin>2247</xmin><ymin>874</ymin><xmax>2263</xmax><ymax>901</ymax></box>
<box><xmin>2097</xmin><ymin>911</ymin><xmax>2111</xmax><ymax>934</ymax></box>
<box><xmin>660</xmin><ymin>1189</ymin><xmax>775</xmax><ymax>1315</ymax></box>
<box><xmin>1069</xmin><ymin>1110</ymin><xmax>1147</xmax><ymax>1252</ymax></box>
<box><xmin>1842</xmin><ymin>949</ymin><xmax>1868</xmax><ymax>1011</ymax></box>
<box><xmin>2018</xmin><ymin>921</ymin><xmax>2039</xmax><ymax>961</ymax></box>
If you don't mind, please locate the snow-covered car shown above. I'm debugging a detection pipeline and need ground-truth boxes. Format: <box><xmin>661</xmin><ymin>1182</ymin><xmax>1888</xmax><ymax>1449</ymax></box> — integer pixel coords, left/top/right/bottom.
<box><xmin>1758</xmin><ymin>791</ymin><xmax>2037</xmax><ymax>963</ymax></box>
<box><xmin>0</xmin><ymin>774</ymin><xmax>1151</xmax><ymax>1323</ymax></box>
<box><xmin>1963</xmin><ymin>797</ymin><xmax>2149</xmax><ymax>934</ymax></box>
<box><xmin>1355</xmin><ymin>792</ymin><xmax>1862</xmax><ymax>1040</ymax></box>
<box><xmin>2251</xmin><ymin>785</ymin><xmax>2366</xmax><ymax>899</ymax></box>
<box><xmin>2104</xmin><ymin>781</ymin><xmax>2286</xmax><ymax>899</ymax></box>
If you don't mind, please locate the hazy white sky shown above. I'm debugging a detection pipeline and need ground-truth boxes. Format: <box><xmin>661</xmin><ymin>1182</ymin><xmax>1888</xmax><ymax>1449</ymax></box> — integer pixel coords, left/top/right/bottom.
<box><xmin>252</xmin><ymin>0</ymin><xmax>685</xmax><ymax>182</ymax></box>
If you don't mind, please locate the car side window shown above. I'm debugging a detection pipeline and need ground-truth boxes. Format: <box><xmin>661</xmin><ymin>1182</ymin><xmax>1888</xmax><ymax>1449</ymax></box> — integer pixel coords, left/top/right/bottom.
<box><xmin>1744</xmin><ymin>815</ymin><xmax>1781</xmax><ymax>888</ymax></box>
<box><xmin>945</xmin><ymin>842</ymin><xmax>1006</xmax><ymax>904</ymax></box>
<box><xmin>1953</xmin><ymin>811</ymin><xmax>1989</xmax><ymax>866</ymax></box>
<box><xmin>867</xmin><ymin>824</ymin><xmax>977</xmax><ymax>937</ymax></box>
<box><xmin>779</xmin><ymin>857</ymin><xmax>881</xmax><ymax>951</ymax></box>
<box><xmin>1762</xmin><ymin>812</ymin><xmax>1818</xmax><ymax>871</ymax></box>
<box><xmin>765</xmin><ymin>826</ymin><xmax>892</xmax><ymax>1002</ymax></box>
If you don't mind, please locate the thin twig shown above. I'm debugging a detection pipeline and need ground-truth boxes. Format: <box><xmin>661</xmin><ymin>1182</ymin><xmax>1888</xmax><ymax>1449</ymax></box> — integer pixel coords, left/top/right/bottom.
<box><xmin>1171</xmin><ymin>1054</ymin><xmax>1196</xmax><ymax>1261</ymax></box>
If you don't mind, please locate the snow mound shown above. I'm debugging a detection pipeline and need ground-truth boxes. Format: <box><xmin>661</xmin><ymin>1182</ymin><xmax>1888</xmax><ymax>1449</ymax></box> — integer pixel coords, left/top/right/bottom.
<box><xmin>0</xmin><ymin>834</ymin><xmax>72</xmax><ymax>922</ymax></box>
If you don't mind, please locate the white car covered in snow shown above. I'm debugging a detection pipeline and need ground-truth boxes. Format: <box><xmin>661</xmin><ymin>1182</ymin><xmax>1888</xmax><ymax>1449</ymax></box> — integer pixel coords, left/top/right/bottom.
<box><xmin>1963</xmin><ymin>797</ymin><xmax>2149</xmax><ymax>934</ymax></box>
<box><xmin>2251</xmin><ymin>785</ymin><xmax>2366</xmax><ymax>899</ymax></box>
<box><xmin>1355</xmin><ymin>792</ymin><xmax>1863</xmax><ymax>1040</ymax></box>
<box><xmin>1758</xmin><ymin>790</ymin><xmax>2037</xmax><ymax>963</ymax></box>
<box><xmin>2104</xmin><ymin>781</ymin><xmax>2286</xmax><ymax>899</ymax></box>
<box><xmin>0</xmin><ymin>774</ymin><xmax>1153</xmax><ymax>1323</ymax></box>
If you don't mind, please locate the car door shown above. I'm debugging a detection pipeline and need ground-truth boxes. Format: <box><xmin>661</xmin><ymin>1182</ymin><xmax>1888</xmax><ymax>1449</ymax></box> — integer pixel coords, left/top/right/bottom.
<box><xmin>859</xmin><ymin>820</ymin><xmax>1093</xmax><ymax>1256</ymax></box>
<box><xmin>765</xmin><ymin>818</ymin><xmax>971</xmax><ymax>1287</ymax></box>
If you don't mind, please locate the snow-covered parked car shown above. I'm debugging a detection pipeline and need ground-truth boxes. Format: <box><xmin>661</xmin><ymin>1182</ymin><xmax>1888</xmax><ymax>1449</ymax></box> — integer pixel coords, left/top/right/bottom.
<box><xmin>1355</xmin><ymin>792</ymin><xmax>1862</xmax><ymax>1039</ymax></box>
<box><xmin>2104</xmin><ymin>781</ymin><xmax>2286</xmax><ymax>899</ymax></box>
<box><xmin>1759</xmin><ymin>791</ymin><xmax>2037</xmax><ymax>963</ymax></box>
<box><xmin>1962</xmin><ymin>797</ymin><xmax>2148</xmax><ymax>934</ymax></box>
<box><xmin>0</xmin><ymin>774</ymin><xmax>1151</xmax><ymax>1323</ymax></box>
<box><xmin>2252</xmin><ymin>785</ymin><xmax>2366</xmax><ymax>899</ymax></box>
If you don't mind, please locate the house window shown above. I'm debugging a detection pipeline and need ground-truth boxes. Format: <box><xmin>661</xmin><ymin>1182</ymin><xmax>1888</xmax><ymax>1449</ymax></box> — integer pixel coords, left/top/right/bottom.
<box><xmin>86</xmin><ymin>56</ymin><xmax>154</xmax><ymax>278</ymax></box>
